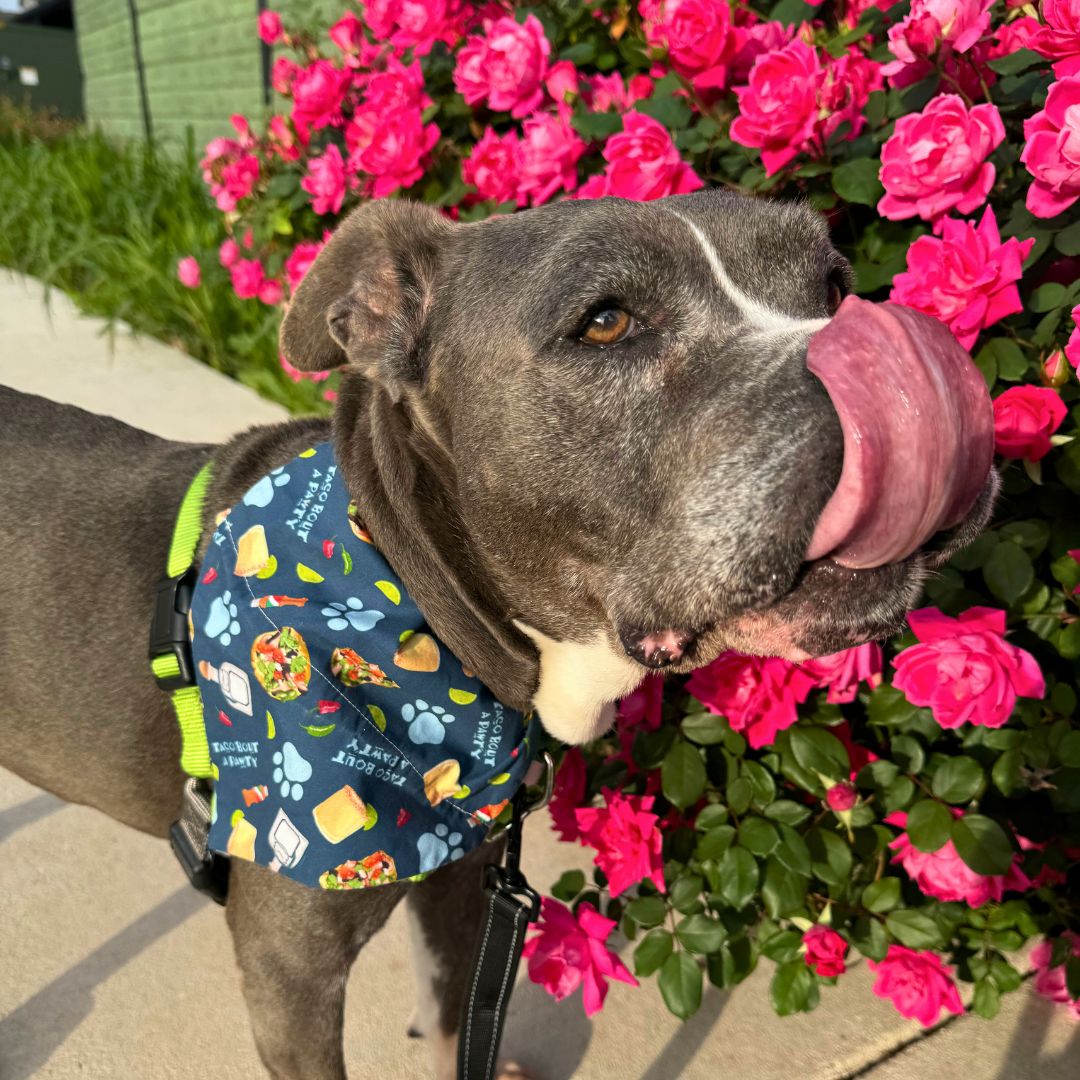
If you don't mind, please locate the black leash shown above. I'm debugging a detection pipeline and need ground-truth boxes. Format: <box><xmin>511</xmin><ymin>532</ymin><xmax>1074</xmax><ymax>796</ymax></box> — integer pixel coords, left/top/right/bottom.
<box><xmin>457</xmin><ymin>778</ymin><xmax>546</xmax><ymax>1080</ymax></box>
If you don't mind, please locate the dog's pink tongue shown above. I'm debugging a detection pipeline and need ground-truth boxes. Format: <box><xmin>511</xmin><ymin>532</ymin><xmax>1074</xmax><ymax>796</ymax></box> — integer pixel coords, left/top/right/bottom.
<box><xmin>806</xmin><ymin>296</ymin><xmax>993</xmax><ymax>569</ymax></box>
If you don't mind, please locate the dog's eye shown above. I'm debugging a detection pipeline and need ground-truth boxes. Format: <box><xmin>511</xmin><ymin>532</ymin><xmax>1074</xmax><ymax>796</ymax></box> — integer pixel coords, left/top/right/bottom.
<box><xmin>580</xmin><ymin>307</ymin><xmax>638</xmax><ymax>346</ymax></box>
<box><xmin>826</xmin><ymin>271</ymin><xmax>847</xmax><ymax>316</ymax></box>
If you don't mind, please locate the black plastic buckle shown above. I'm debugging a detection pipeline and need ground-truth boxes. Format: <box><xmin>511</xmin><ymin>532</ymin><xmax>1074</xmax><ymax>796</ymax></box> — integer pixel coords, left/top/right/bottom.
<box><xmin>169</xmin><ymin>821</ymin><xmax>230</xmax><ymax>906</ymax></box>
<box><xmin>149</xmin><ymin>567</ymin><xmax>198</xmax><ymax>691</ymax></box>
<box><xmin>484</xmin><ymin>862</ymin><xmax>541</xmax><ymax>922</ymax></box>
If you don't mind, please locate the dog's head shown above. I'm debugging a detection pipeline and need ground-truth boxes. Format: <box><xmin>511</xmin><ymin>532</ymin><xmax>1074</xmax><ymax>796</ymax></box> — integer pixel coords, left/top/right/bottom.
<box><xmin>281</xmin><ymin>192</ymin><xmax>996</xmax><ymax>742</ymax></box>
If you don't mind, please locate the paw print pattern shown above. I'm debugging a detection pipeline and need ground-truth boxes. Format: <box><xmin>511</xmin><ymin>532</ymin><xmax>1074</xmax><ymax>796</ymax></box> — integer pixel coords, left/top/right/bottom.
<box><xmin>243</xmin><ymin>466</ymin><xmax>291</xmax><ymax>508</ymax></box>
<box><xmin>416</xmin><ymin>822</ymin><xmax>464</xmax><ymax>873</ymax></box>
<box><xmin>272</xmin><ymin>741</ymin><xmax>313</xmax><ymax>801</ymax></box>
<box><xmin>322</xmin><ymin>597</ymin><xmax>385</xmax><ymax>633</ymax></box>
<box><xmin>401</xmin><ymin>700</ymin><xmax>454</xmax><ymax>746</ymax></box>
<box><xmin>204</xmin><ymin>590</ymin><xmax>241</xmax><ymax>646</ymax></box>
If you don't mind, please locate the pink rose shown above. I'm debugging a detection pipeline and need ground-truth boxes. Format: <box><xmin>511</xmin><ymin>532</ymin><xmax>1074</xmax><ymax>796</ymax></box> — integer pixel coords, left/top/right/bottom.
<box><xmin>730</xmin><ymin>20</ymin><xmax>794</xmax><ymax>85</ymax></box>
<box><xmin>516</xmin><ymin>110</ymin><xmax>586</xmax><ymax>207</ymax></box>
<box><xmin>889</xmin><ymin>207</ymin><xmax>1034</xmax><ymax>350</ymax></box>
<box><xmin>892</xmin><ymin>606</ymin><xmax>1046</xmax><ymax>730</ymax></box>
<box><xmin>301</xmin><ymin>144</ymin><xmax>347</xmax><ymax>216</ymax></box>
<box><xmin>1022</xmin><ymin>76</ymin><xmax>1080</xmax><ymax>218</ymax></box>
<box><xmin>268</xmin><ymin>115</ymin><xmax>307</xmax><ymax>162</ymax></box>
<box><xmin>1067</xmin><ymin>304</ymin><xmax>1080</xmax><ymax>368</ymax></box>
<box><xmin>391</xmin><ymin>0</ymin><xmax>460</xmax><ymax>57</ymax></box>
<box><xmin>549</xmin><ymin>746</ymin><xmax>587</xmax><ymax>843</ymax></box>
<box><xmin>176</xmin><ymin>256</ymin><xmax>200</xmax><ymax>289</ymax></box>
<box><xmin>587</xmin><ymin>72</ymin><xmax>652</xmax><ymax>112</ymax></box>
<box><xmin>522</xmin><ymin>898</ymin><xmax>638</xmax><ymax>1016</ymax></box>
<box><xmin>885</xmin><ymin>810</ymin><xmax>1032</xmax><ymax>906</ymax></box>
<box><xmin>825</xmin><ymin>782</ymin><xmax>858</xmax><ymax>812</ymax></box>
<box><xmin>730</xmin><ymin>40</ymin><xmax>823</xmax><ymax>175</ymax></box>
<box><xmin>687</xmin><ymin>652</ymin><xmax>817</xmax><ymax>749</ymax></box>
<box><xmin>868</xmin><ymin>945</ymin><xmax>964</xmax><ymax>1027</ymax></box>
<box><xmin>993</xmin><ymin>386</ymin><xmax>1068</xmax><ymax>461</ymax></box>
<box><xmin>271</xmin><ymin>56</ymin><xmax>298</xmax><ymax>95</ymax></box>
<box><xmin>1045</xmin><ymin>349</ymin><xmax>1071</xmax><ymax>386</ymax></box>
<box><xmin>346</xmin><ymin>103</ymin><xmax>439</xmax><ymax>198</ymax></box>
<box><xmin>217</xmin><ymin>154</ymin><xmax>259</xmax><ymax>211</ymax></box>
<box><xmin>257</xmin><ymin>9</ymin><xmax>283</xmax><ymax>45</ymax></box>
<box><xmin>258</xmin><ymin>278</ymin><xmax>283</xmax><ymax>307</ymax></box>
<box><xmin>230</xmin><ymin>258</ymin><xmax>265</xmax><ymax>300</ymax></box>
<box><xmin>1032</xmin><ymin>933</ymin><xmax>1080</xmax><ymax>1019</ymax></box>
<box><xmin>461</xmin><ymin>126</ymin><xmax>521</xmax><ymax>205</ymax></box>
<box><xmin>575</xmin><ymin>789</ymin><xmax>665</xmax><ymax>897</ymax></box>
<box><xmin>802</xmin><ymin>642</ymin><xmax>883</xmax><ymax>704</ymax></box>
<box><xmin>218</xmin><ymin>237</ymin><xmax>240</xmax><ymax>268</ymax></box>
<box><xmin>364</xmin><ymin>58</ymin><xmax>432</xmax><ymax>112</ymax></box>
<box><xmin>329</xmin><ymin>11</ymin><xmax>365</xmax><ymax>56</ymax></box>
<box><xmin>878</xmin><ymin>95</ymin><xmax>1004</xmax><ymax>223</ymax></box>
<box><xmin>991</xmin><ymin>14</ymin><xmax>1042</xmax><ymax>58</ymax></box>
<box><xmin>883</xmin><ymin>0</ymin><xmax>993</xmax><ymax>86</ymax></box>
<box><xmin>803</xmin><ymin>926</ymin><xmax>849</xmax><ymax>977</ymax></box>
<box><xmin>545</xmin><ymin>60</ymin><xmax>580</xmax><ymax>109</ymax></box>
<box><xmin>819</xmin><ymin>49</ymin><xmax>884</xmax><ymax>143</ymax></box>
<box><xmin>362</xmin><ymin>0</ymin><xmax>398</xmax><ymax>40</ymax></box>
<box><xmin>1032</xmin><ymin>0</ymin><xmax>1080</xmax><ymax>77</ymax></box>
<box><xmin>284</xmin><ymin>240</ymin><xmax>325</xmax><ymax>292</ymax></box>
<box><xmin>618</xmin><ymin>675</ymin><xmax>665</xmax><ymax>732</ymax></box>
<box><xmin>290</xmin><ymin>60</ymin><xmax>351</xmax><ymax>130</ymax></box>
<box><xmin>655</xmin><ymin>0</ymin><xmax>738</xmax><ymax>93</ymax></box>
<box><xmin>597</xmin><ymin>112</ymin><xmax>703</xmax><ymax>202</ymax></box>
<box><xmin>453</xmin><ymin>14</ymin><xmax>551</xmax><ymax>118</ymax></box>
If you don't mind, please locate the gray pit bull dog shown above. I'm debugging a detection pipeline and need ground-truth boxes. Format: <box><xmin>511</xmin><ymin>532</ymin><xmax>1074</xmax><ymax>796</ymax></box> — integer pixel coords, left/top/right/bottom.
<box><xmin>0</xmin><ymin>190</ymin><xmax>996</xmax><ymax>1079</ymax></box>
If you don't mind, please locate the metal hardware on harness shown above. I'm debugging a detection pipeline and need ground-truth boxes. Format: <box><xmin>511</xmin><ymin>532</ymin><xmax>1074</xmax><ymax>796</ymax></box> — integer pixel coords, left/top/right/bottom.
<box><xmin>169</xmin><ymin>778</ymin><xmax>230</xmax><ymax>906</ymax></box>
<box><xmin>148</xmin><ymin>567</ymin><xmax>198</xmax><ymax>691</ymax></box>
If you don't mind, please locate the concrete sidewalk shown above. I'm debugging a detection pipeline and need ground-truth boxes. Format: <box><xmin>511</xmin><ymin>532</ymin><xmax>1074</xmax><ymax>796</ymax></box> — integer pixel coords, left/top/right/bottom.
<box><xmin>1</xmin><ymin>269</ymin><xmax>1077</xmax><ymax>1079</ymax></box>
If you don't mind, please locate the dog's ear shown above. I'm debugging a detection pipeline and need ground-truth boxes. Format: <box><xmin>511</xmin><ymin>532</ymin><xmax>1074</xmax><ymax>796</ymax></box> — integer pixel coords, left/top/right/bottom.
<box><xmin>279</xmin><ymin>199</ymin><xmax>453</xmax><ymax>389</ymax></box>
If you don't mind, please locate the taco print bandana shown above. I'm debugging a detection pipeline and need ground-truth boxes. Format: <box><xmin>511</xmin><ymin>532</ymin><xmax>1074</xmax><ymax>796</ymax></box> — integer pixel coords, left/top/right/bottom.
<box><xmin>188</xmin><ymin>442</ymin><xmax>532</xmax><ymax>890</ymax></box>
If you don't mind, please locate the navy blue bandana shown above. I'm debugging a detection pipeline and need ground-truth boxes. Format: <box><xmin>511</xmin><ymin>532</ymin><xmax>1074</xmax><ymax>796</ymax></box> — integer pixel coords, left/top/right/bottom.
<box><xmin>188</xmin><ymin>442</ymin><xmax>532</xmax><ymax>890</ymax></box>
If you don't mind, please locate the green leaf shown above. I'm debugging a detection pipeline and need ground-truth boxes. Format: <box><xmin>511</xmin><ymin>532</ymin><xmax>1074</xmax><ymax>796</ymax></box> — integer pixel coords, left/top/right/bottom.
<box><xmin>850</xmin><ymin>916</ymin><xmax>889</xmax><ymax>962</ymax></box>
<box><xmin>625</xmin><ymin>896</ymin><xmax>668</xmax><ymax>928</ymax></box>
<box><xmin>832</xmin><ymin>158</ymin><xmax>884</xmax><ymax>207</ymax></box>
<box><xmin>775</xmin><ymin>825</ymin><xmax>813</xmax><ymax>877</ymax></box>
<box><xmin>988</xmin><ymin>48</ymin><xmax>1046</xmax><ymax>76</ymax></box>
<box><xmin>1058</xmin><ymin>621</ymin><xmax>1080</xmax><ymax>660</ymax></box>
<box><xmin>634</xmin><ymin>93</ymin><xmax>692</xmax><ymax>131</ymax></box>
<box><xmin>992</xmin><ymin>748</ymin><xmax>1023</xmax><ymax>795</ymax></box>
<box><xmin>694</xmin><ymin>803</ymin><xmax>729</xmax><ymax>831</ymax></box>
<box><xmin>670</xmin><ymin>874</ymin><xmax>705</xmax><ymax>913</ymax></box>
<box><xmin>973</xmin><ymin>977</ymin><xmax>1002</xmax><ymax>1019</ymax></box>
<box><xmin>1059</xmin><ymin>731</ymin><xmax>1080</xmax><ymax>768</ymax></box>
<box><xmin>931</xmin><ymin>757</ymin><xmax>986</xmax><ymax>804</ymax></box>
<box><xmin>760</xmin><ymin>928</ymin><xmax>804</xmax><ymax>962</ymax></box>
<box><xmin>662</xmin><ymin>740</ymin><xmax>707</xmax><ymax>810</ymax></box>
<box><xmin>682</xmin><ymin>712</ymin><xmax>731</xmax><ymax>745</ymax></box>
<box><xmin>695</xmin><ymin>824</ymin><xmax>736</xmax><ymax>861</ymax></box>
<box><xmin>718</xmin><ymin>847</ymin><xmax>759</xmax><ymax>909</ymax></box>
<box><xmin>571</xmin><ymin>110</ymin><xmax>623</xmax><ymax>140</ymax></box>
<box><xmin>806</xmin><ymin>828</ymin><xmax>853</xmax><ymax>885</ymax></box>
<box><xmin>676</xmin><ymin>914</ymin><xmax>727</xmax><ymax>954</ymax></box>
<box><xmin>551</xmin><ymin>869</ymin><xmax>586</xmax><ymax>902</ymax></box>
<box><xmin>979</xmin><ymin>339</ymin><xmax>1029</xmax><ymax>382</ymax></box>
<box><xmin>790</xmin><ymin>727</ymin><xmax>850</xmax><ymax>781</ymax></box>
<box><xmin>1031</xmin><ymin>282</ymin><xmax>1067</xmax><ymax>312</ymax></box>
<box><xmin>1055</xmin><ymin>218</ymin><xmax>1080</xmax><ymax>256</ymax></box>
<box><xmin>727</xmin><ymin>776</ymin><xmax>753</xmax><ymax>815</ymax></box>
<box><xmin>634</xmin><ymin>928</ymin><xmax>674</xmax><ymax>977</ymax></box>
<box><xmin>738</xmin><ymin>816</ymin><xmax>780</xmax><ymax>856</ymax></box>
<box><xmin>866</xmin><ymin>685</ymin><xmax>919</xmax><ymax>727</ymax></box>
<box><xmin>951</xmin><ymin>814</ymin><xmax>1014</xmax><ymax>876</ymax></box>
<box><xmin>886</xmin><ymin>909</ymin><xmax>945</xmax><ymax>949</ymax></box>
<box><xmin>707</xmin><ymin>938</ymin><xmax>758</xmax><ymax>989</ymax></box>
<box><xmin>862</xmin><ymin>877</ymin><xmax>901</xmax><ymax>913</ymax></box>
<box><xmin>770</xmin><ymin>959</ymin><xmax>820</xmax><ymax>1016</ymax></box>
<box><xmin>906</xmin><ymin>799</ymin><xmax>954</xmax><ymax>852</ymax></box>
<box><xmin>983</xmin><ymin>542</ymin><xmax>1035</xmax><ymax>605</ymax></box>
<box><xmin>742</xmin><ymin>761</ymin><xmax>777</xmax><ymax>807</ymax></box>
<box><xmin>764</xmin><ymin>800</ymin><xmax>812</xmax><ymax>826</ymax></box>
<box><xmin>890</xmin><ymin>734</ymin><xmax>925</xmax><ymax>775</ymax></box>
<box><xmin>762</xmin><ymin>856</ymin><xmax>808</xmax><ymax>918</ymax></box>
<box><xmin>659</xmin><ymin>951</ymin><xmax>703</xmax><ymax>1020</ymax></box>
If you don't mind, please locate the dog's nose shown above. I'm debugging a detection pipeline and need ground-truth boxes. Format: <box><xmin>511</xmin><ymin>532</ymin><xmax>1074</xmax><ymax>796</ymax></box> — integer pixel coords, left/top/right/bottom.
<box><xmin>618</xmin><ymin>626</ymin><xmax>698</xmax><ymax>669</ymax></box>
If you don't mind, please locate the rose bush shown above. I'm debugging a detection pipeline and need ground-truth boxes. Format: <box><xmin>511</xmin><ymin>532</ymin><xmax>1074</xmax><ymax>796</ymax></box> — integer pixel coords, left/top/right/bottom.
<box><xmin>188</xmin><ymin>0</ymin><xmax>1080</xmax><ymax>1029</ymax></box>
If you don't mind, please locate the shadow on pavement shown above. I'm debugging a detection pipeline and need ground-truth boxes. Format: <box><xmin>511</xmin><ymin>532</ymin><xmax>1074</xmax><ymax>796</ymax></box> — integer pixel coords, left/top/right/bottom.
<box><xmin>638</xmin><ymin>987</ymin><xmax>729</xmax><ymax>1080</ymax></box>
<box><xmin>0</xmin><ymin>886</ymin><xmax>207</xmax><ymax>1080</ymax></box>
<box><xmin>994</xmin><ymin>989</ymin><xmax>1080</xmax><ymax>1080</ymax></box>
<box><xmin>0</xmin><ymin>793</ymin><xmax>64</xmax><ymax>843</ymax></box>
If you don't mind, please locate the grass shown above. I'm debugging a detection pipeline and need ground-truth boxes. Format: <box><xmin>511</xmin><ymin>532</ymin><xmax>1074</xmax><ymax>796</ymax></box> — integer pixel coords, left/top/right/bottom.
<box><xmin>0</xmin><ymin>102</ymin><xmax>324</xmax><ymax>414</ymax></box>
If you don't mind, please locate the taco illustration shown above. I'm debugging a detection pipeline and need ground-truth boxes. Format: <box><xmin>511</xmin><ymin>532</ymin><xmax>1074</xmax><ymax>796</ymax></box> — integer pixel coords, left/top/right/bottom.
<box><xmin>469</xmin><ymin>799</ymin><xmax>510</xmax><ymax>827</ymax></box>
<box><xmin>346</xmin><ymin>502</ymin><xmax>373</xmax><ymax>544</ymax></box>
<box><xmin>319</xmin><ymin>851</ymin><xmax>398</xmax><ymax>890</ymax></box>
<box><xmin>423</xmin><ymin>759</ymin><xmax>462</xmax><ymax>807</ymax></box>
<box><xmin>251</xmin><ymin>627</ymin><xmax>311</xmax><ymax>701</ymax></box>
<box><xmin>394</xmin><ymin>632</ymin><xmax>440</xmax><ymax>672</ymax></box>
<box><xmin>234</xmin><ymin>524</ymin><xmax>271</xmax><ymax>577</ymax></box>
<box><xmin>330</xmin><ymin>647</ymin><xmax>399</xmax><ymax>689</ymax></box>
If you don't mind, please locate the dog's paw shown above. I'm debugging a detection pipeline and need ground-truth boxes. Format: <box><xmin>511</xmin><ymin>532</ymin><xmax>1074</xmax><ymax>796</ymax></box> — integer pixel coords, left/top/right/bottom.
<box><xmin>401</xmin><ymin>699</ymin><xmax>454</xmax><ymax>745</ymax></box>
<box><xmin>204</xmin><ymin>590</ymin><xmax>241</xmax><ymax>646</ymax></box>
<box><xmin>322</xmin><ymin>596</ymin><xmax>385</xmax><ymax>633</ymax></box>
<box><xmin>271</xmin><ymin>741</ymin><xmax>312</xmax><ymax>800</ymax></box>
<box><xmin>416</xmin><ymin>822</ymin><xmax>464</xmax><ymax>872</ymax></box>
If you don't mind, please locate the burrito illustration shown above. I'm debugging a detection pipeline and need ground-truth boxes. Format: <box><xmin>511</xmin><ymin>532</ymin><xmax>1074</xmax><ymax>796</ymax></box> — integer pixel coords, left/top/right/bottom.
<box><xmin>319</xmin><ymin>851</ymin><xmax>397</xmax><ymax>890</ymax></box>
<box><xmin>199</xmin><ymin>659</ymin><xmax>254</xmax><ymax>715</ymax></box>
<box><xmin>226</xmin><ymin>817</ymin><xmax>257</xmax><ymax>861</ymax></box>
<box><xmin>267</xmin><ymin>808</ymin><xmax>309</xmax><ymax>872</ymax></box>
<box><xmin>312</xmin><ymin>785</ymin><xmax>377</xmax><ymax>843</ymax></box>
<box><xmin>251</xmin><ymin>627</ymin><xmax>311</xmax><ymax>701</ymax></box>
<box><xmin>234</xmin><ymin>524</ymin><xmax>271</xmax><ymax>577</ymax></box>
<box><xmin>330</xmin><ymin>647</ymin><xmax>399</xmax><ymax>689</ymax></box>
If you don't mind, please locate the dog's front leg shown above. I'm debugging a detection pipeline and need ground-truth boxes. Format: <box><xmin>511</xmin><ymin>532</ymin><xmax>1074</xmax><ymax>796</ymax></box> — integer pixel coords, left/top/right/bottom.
<box><xmin>227</xmin><ymin>859</ymin><xmax>403</xmax><ymax>1080</ymax></box>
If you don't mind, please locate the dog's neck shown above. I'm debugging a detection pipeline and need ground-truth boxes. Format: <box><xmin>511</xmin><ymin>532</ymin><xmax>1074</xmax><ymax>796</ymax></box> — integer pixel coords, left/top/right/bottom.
<box><xmin>331</xmin><ymin>372</ymin><xmax>540</xmax><ymax>712</ymax></box>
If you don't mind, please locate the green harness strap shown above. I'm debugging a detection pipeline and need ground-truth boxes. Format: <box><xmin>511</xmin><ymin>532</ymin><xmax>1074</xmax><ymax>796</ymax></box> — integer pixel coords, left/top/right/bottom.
<box><xmin>149</xmin><ymin>461</ymin><xmax>214</xmax><ymax>779</ymax></box>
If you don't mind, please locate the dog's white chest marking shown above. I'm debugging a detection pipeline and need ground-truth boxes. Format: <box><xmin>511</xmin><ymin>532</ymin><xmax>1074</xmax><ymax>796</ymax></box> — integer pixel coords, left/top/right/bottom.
<box><xmin>667</xmin><ymin>210</ymin><xmax>829</xmax><ymax>339</ymax></box>
<box><xmin>513</xmin><ymin>623</ymin><xmax>643</xmax><ymax>744</ymax></box>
